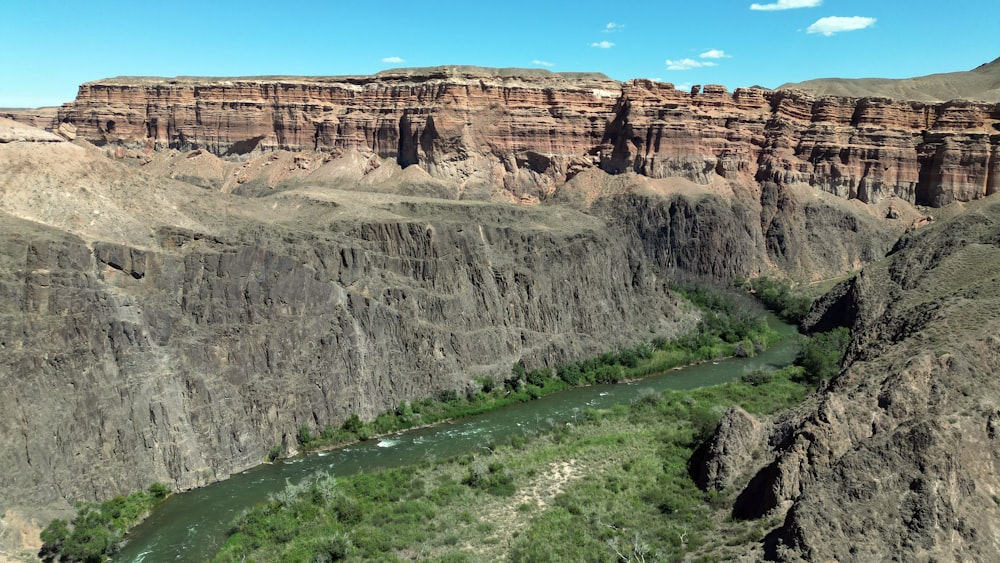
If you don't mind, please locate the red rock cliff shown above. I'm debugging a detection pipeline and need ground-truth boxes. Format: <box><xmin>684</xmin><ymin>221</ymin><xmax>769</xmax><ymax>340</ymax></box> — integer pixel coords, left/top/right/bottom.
<box><xmin>57</xmin><ymin>66</ymin><xmax>1000</xmax><ymax>206</ymax></box>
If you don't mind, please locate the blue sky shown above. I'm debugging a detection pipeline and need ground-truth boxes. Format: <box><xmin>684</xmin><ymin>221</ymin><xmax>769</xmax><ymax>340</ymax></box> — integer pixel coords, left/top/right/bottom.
<box><xmin>1</xmin><ymin>0</ymin><xmax>997</xmax><ymax>107</ymax></box>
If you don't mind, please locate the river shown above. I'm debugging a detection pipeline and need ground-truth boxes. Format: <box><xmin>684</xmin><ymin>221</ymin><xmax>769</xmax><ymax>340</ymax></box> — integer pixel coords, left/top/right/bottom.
<box><xmin>114</xmin><ymin>315</ymin><xmax>799</xmax><ymax>562</ymax></box>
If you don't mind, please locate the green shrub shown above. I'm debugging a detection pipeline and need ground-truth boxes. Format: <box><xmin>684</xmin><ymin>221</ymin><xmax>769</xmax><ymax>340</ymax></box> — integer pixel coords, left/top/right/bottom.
<box><xmin>297</xmin><ymin>424</ymin><xmax>314</xmax><ymax>446</ymax></box>
<box><xmin>148</xmin><ymin>482</ymin><xmax>171</xmax><ymax>500</ymax></box>
<box><xmin>341</xmin><ymin>414</ymin><xmax>363</xmax><ymax>434</ymax></box>
<box><xmin>463</xmin><ymin>462</ymin><xmax>515</xmax><ymax>496</ymax></box>
<box><xmin>744</xmin><ymin>276</ymin><xmax>813</xmax><ymax>323</ymax></box>
<box><xmin>40</xmin><ymin>484</ymin><xmax>170</xmax><ymax>563</ymax></box>
<box><xmin>39</xmin><ymin>518</ymin><xmax>69</xmax><ymax>559</ymax></box>
<box><xmin>477</xmin><ymin>376</ymin><xmax>496</xmax><ymax>393</ymax></box>
<box><xmin>741</xmin><ymin>368</ymin><xmax>774</xmax><ymax>386</ymax></box>
<box><xmin>438</xmin><ymin>389</ymin><xmax>460</xmax><ymax>404</ymax></box>
<box><xmin>526</xmin><ymin>367</ymin><xmax>551</xmax><ymax>387</ymax></box>
<box><xmin>332</xmin><ymin>497</ymin><xmax>363</xmax><ymax>525</ymax></box>
<box><xmin>796</xmin><ymin>327</ymin><xmax>851</xmax><ymax>383</ymax></box>
<box><xmin>557</xmin><ymin>363</ymin><xmax>584</xmax><ymax>386</ymax></box>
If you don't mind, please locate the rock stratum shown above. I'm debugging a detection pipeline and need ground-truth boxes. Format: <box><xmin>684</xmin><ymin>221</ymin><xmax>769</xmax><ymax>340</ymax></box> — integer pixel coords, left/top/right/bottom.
<box><xmin>47</xmin><ymin>65</ymin><xmax>1000</xmax><ymax>207</ymax></box>
<box><xmin>0</xmin><ymin>63</ymin><xmax>998</xmax><ymax>560</ymax></box>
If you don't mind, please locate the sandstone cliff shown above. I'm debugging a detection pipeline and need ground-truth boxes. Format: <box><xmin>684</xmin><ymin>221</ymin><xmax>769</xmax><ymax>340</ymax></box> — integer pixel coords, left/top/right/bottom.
<box><xmin>54</xmin><ymin>67</ymin><xmax>1000</xmax><ymax>207</ymax></box>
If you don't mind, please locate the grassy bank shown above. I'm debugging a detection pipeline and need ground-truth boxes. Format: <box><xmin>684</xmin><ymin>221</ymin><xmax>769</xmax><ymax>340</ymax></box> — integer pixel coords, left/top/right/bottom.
<box><xmin>215</xmin><ymin>365</ymin><xmax>811</xmax><ymax>562</ymax></box>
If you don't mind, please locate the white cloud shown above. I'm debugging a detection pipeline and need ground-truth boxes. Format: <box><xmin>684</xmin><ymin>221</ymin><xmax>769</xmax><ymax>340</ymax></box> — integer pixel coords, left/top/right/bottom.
<box><xmin>699</xmin><ymin>49</ymin><xmax>731</xmax><ymax>59</ymax></box>
<box><xmin>665</xmin><ymin>58</ymin><xmax>718</xmax><ymax>70</ymax></box>
<box><xmin>591</xmin><ymin>40</ymin><xmax>615</xmax><ymax>49</ymax></box>
<box><xmin>532</xmin><ymin>59</ymin><xmax>555</xmax><ymax>67</ymax></box>
<box><xmin>807</xmin><ymin>16</ymin><xmax>876</xmax><ymax>36</ymax></box>
<box><xmin>750</xmin><ymin>0</ymin><xmax>821</xmax><ymax>11</ymax></box>
<box><xmin>381</xmin><ymin>56</ymin><xmax>405</xmax><ymax>63</ymax></box>
<box><xmin>603</xmin><ymin>22</ymin><xmax>624</xmax><ymax>33</ymax></box>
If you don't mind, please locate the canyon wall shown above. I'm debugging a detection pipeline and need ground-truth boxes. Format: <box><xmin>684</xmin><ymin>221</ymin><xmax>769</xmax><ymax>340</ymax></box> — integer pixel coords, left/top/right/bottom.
<box><xmin>55</xmin><ymin>67</ymin><xmax>1000</xmax><ymax>206</ymax></box>
<box><xmin>0</xmin><ymin>202</ymin><xmax>692</xmax><ymax>508</ymax></box>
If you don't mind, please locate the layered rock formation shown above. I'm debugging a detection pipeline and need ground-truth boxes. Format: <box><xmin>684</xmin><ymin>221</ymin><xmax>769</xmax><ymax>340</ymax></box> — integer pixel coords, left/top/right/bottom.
<box><xmin>55</xmin><ymin>67</ymin><xmax>1000</xmax><ymax>206</ymax></box>
<box><xmin>698</xmin><ymin>198</ymin><xmax>1000</xmax><ymax>560</ymax></box>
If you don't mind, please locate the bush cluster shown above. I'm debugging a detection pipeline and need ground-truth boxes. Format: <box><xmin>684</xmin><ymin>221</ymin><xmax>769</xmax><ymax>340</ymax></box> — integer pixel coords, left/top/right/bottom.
<box><xmin>736</xmin><ymin>276</ymin><xmax>813</xmax><ymax>324</ymax></box>
<box><xmin>39</xmin><ymin>483</ymin><xmax>171</xmax><ymax>562</ymax></box>
<box><xmin>796</xmin><ymin>326</ymin><xmax>851</xmax><ymax>383</ymax></box>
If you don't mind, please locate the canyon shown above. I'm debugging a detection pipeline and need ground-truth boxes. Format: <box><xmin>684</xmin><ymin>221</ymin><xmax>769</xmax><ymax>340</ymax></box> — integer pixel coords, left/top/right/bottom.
<box><xmin>0</xmin><ymin>64</ymin><xmax>998</xmax><ymax>560</ymax></box>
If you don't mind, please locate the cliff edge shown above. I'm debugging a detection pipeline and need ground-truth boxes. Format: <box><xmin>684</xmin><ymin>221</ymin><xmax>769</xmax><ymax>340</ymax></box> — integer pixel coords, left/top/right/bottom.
<box><xmin>48</xmin><ymin>67</ymin><xmax>1000</xmax><ymax>208</ymax></box>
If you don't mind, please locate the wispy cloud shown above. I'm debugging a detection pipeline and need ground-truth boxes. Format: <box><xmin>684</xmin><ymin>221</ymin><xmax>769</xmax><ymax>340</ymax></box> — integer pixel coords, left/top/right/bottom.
<box><xmin>591</xmin><ymin>40</ymin><xmax>615</xmax><ymax>49</ymax></box>
<box><xmin>381</xmin><ymin>56</ymin><xmax>405</xmax><ymax>63</ymax></box>
<box><xmin>664</xmin><ymin>49</ymin><xmax>729</xmax><ymax>71</ymax></box>
<box><xmin>750</xmin><ymin>0</ymin><xmax>821</xmax><ymax>10</ymax></box>
<box><xmin>665</xmin><ymin>58</ymin><xmax>718</xmax><ymax>71</ymax></box>
<box><xmin>532</xmin><ymin>59</ymin><xmax>555</xmax><ymax>67</ymax></box>
<box><xmin>603</xmin><ymin>22</ymin><xmax>624</xmax><ymax>33</ymax></box>
<box><xmin>699</xmin><ymin>49</ymin><xmax>731</xmax><ymax>59</ymax></box>
<box><xmin>807</xmin><ymin>16</ymin><xmax>876</xmax><ymax>36</ymax></box>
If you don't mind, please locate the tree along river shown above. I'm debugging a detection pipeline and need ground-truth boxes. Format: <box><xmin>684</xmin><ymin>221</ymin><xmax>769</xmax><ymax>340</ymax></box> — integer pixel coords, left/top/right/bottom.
<box><xmin>114</xmin><ymin>315</ymin><xmax>799</xmax><ymax>562</ymax></box>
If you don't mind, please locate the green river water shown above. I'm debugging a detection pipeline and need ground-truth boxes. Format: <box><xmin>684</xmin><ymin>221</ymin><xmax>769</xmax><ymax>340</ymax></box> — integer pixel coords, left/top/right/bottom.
<box><xmin>114</xmin><ymin>315</ymin><xmax>799</xmax><ymax>562</ymax></box>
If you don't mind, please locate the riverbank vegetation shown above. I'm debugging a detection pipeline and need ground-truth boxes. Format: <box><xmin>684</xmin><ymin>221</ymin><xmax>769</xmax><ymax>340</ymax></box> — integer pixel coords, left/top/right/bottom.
<box><xmin>38</xmin><ymin>483</ymin><xmax>170</xmax><ymax>562</ymax></box>
<box><xmin>735</xmin><ymin>275</ymin><xmax>814</xmax><ymax>324</ymax></box>
<box><xmin>215</xmin><ymin>363</ymin><xmax>812</xmax><ymax>562</ymax></box>
<box><xmin>214</xmin><ymin>301</ymin><xmax>853</xmax><ymax>560</ymax></box>
<box><xmin>42</xmin><ymin>280</ymin><xmax>841</xmax><ymax>561</ymax></box>
<box><xmin>291</xmin><ymin>282</ymin><xmax>782</xmax><ymax>455</ymax></box>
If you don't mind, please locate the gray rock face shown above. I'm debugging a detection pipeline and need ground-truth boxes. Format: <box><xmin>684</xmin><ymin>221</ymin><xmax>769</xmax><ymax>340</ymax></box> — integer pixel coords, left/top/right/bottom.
<box><xmin>0</xmin><ymin>179</ymin><xmax>899</xmax><ymax>526</ymax></box>
<box><xmin>698</xmin><ymin>198</ymin><xmax>1000</xmax><ymax>561</ymax></box>
<box><xmin>694</xmin><ymin>406</ymin><xmax>765</xmax><ymax>492</ymax></box>
<box><xmin>0</xmin><ymin>202</ymin><xmax>698</xmax><ymax>510</ymax></box>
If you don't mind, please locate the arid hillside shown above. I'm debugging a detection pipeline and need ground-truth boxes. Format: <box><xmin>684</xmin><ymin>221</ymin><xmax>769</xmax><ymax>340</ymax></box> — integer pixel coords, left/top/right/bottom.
<box><xmin>781</xmin><ymin>56</ymin><xmax>1000</xmax><ymax>102</ymax></box>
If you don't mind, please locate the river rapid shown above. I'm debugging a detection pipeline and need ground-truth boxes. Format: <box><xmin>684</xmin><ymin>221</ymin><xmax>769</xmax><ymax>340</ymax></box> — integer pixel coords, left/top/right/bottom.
<box><xmin>114</xmin><ymin>315</ymin><xmax>799</xmax><ymax>562</ymax></box>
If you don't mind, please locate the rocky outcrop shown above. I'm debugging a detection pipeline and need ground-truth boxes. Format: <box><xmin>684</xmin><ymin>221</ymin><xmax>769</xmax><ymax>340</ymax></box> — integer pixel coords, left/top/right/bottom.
<box><xmin>0</xmin><ymin>117</ymin><xmax>62</xmax><ymax>143</ymax></box>
<box><xmin>698</xmin><ymin>197</ymin><xmax>1000</xmax><ymax>560</ymax></box>
<box><xmin>694</xmin><ymin>406</ymin><xmax>766</xmax><ymax>492</ymax></box>
<box><xmin>56</xmin><ymin>67</ymin><xmax>1000</xmax><ymax>206</ymax></box>
<box><xmin>0</xmin><ymin>107</ymin><xmax>58</xmax><ymax>131</ymax></box>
